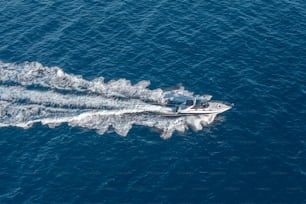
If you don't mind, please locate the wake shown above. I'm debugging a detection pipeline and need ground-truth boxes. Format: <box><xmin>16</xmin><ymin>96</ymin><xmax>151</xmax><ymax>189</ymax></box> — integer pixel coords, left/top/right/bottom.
<box><xmin>0</xmin><ymin>61</ymin><xmax>218</xmax><ymax>139</ymax></box>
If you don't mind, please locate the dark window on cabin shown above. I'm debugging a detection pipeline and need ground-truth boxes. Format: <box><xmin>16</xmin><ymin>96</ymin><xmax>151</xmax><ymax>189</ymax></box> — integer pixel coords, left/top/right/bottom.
<box><xmin>201</xmin><ymin>102</ymin><xmax>209</xmax><ymax>108</ymax></box>
<box><xmin>186</xmin><ymin>100</ymin><xmax>194</xmax><ymax>106</ymax></box>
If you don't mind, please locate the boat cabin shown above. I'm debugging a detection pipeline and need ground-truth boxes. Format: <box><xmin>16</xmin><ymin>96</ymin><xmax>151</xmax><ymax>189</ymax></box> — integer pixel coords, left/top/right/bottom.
<box><xmin>185</xmin><ymin>99</ymin><xmax>209</xmax><ymax>109</ymax></box>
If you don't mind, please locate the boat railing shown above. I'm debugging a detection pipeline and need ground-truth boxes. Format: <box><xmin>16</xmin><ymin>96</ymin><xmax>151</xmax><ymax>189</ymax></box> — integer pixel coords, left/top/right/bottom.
<box><xmin>209</xmin><ymin>100</ymin><xmax>234</xmax><ymax>107</ymax></box>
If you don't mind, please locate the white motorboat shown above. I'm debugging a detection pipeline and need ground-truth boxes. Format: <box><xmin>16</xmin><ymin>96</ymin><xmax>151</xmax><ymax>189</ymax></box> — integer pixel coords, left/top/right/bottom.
<box><xmin>176</xmin><ymin>98</ymin><xmax>232</xmax><ymax>115</ymax></box>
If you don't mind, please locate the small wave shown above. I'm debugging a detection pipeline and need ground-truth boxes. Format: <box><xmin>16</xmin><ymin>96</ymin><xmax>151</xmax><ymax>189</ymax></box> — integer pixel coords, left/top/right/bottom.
<box><xmin>0</xmin><ymin>61</ymin><xmax>220</xmax><ymax>139</ymax></box>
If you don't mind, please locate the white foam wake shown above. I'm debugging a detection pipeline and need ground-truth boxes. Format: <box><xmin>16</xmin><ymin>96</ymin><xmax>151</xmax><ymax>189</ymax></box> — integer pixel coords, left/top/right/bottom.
<box><xmin>0</xmin><ymin>61</ymin><xmax>218</xmax><ymax>139</ymax></box>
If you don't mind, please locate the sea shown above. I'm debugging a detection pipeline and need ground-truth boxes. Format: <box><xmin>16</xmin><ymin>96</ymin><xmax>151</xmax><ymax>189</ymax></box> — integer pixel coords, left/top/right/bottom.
<box><xmin>0</xmin><ymin>0</ymin><xmax>305</xmax><ymax>203</ymax></box>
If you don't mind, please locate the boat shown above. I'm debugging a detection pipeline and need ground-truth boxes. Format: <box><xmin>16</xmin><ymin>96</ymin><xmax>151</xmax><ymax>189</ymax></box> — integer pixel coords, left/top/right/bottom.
<box><xmin>174</xmin><ymin>98</ymin><xmax>232</xmax><ymax>115</ymax></box>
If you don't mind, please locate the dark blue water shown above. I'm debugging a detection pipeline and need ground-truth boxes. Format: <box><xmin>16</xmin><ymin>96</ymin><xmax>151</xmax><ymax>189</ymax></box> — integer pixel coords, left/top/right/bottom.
<box><xmin>1</xmin><ymin>0</ymin><xmax>306</xmax><ymax>203</ymax></box>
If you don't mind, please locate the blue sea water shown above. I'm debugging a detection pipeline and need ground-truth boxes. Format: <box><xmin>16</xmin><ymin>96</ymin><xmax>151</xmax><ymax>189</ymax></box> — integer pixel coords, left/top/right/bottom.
<box><xmin>0</xmin><ymin>0</ymin><xmax>306</xmax><ymax>203</ymax></box>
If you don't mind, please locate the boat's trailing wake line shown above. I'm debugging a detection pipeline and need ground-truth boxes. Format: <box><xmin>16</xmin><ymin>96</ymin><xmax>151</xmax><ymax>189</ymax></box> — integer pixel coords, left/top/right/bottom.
<box><xmin>0</xmin><ymin>61</ymin><xmax>219</xmax><ymax>139</ymax></box>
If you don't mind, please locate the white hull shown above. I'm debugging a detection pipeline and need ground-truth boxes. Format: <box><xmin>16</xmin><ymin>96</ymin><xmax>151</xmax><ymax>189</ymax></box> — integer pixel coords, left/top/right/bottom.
<box><xmin>177</xmin><ymin>101</ymin><xmax>232</xmax><ymax>115</ymax></box>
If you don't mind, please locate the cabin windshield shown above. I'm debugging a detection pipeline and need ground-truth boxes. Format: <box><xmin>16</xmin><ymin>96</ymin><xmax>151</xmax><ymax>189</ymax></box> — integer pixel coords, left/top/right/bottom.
<box><xmin>185</xmin><ymin>100</ymin><xmax>194</xmax><ymax>106</ymax></box>
<box><xmin>201</xmin><ymin>102</ymin><xmax>209</xmax><ymax>108</ymax></box>
<box><xmin>195</xmin><ymin>100</ymin><xmax>202</xmax><ymax>107</ymax></box>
